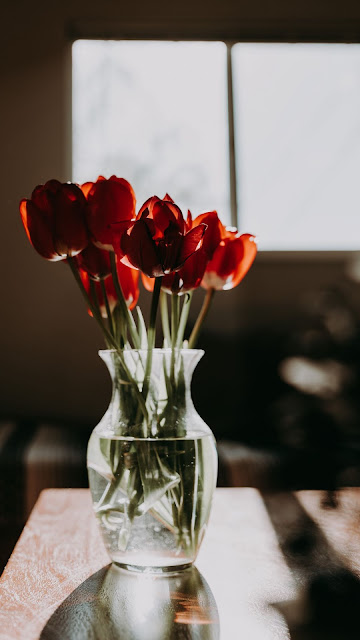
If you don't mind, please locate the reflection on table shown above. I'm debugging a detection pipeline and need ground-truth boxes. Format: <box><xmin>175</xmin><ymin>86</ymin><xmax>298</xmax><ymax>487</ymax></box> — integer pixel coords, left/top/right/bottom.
<box><xmin>40</xmin><ymin>564</ymin><xmax>219</xmax><ymax>640</ymax></box>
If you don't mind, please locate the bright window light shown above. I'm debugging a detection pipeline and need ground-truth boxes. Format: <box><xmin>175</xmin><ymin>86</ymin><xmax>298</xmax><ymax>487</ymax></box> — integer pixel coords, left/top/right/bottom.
<box><xmin>233</xmin><ymin>43</ymin><xmax>360</xmax><ymax>250</ymax></box>
<box><xmin>72</xmin><ymin>40</ymin><xmax>230</xmax><ymax>224</ymax></box>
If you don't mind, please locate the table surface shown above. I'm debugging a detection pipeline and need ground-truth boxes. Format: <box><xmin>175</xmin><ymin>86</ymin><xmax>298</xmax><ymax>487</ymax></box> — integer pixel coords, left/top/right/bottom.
<box><xmin>1</xmin><ymin>487</ymin><xmax>360</xmax><ymax>639</ymax></box>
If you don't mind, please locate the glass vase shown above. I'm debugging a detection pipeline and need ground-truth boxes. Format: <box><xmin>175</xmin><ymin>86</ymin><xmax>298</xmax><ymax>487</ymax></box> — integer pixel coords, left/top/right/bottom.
<box><xmin>87</xmin><ymin>348</ymin><xmax>218</xmax><ymax>574</ymax></box>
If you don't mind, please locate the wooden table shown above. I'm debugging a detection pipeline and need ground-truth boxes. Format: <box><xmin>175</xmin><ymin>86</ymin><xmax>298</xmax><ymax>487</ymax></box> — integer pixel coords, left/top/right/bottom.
<box><xmin>1</xmin><ymin>488</ymin><xmax>360</xmax><ymax>639</ymax></box>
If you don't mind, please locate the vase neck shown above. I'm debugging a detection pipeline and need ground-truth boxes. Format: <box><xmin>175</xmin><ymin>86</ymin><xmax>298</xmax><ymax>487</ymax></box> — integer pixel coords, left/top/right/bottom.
<box><xmin>98</xmin><ymin>349</ymin><xmax>207</xmax><ymax>438</ymax></box>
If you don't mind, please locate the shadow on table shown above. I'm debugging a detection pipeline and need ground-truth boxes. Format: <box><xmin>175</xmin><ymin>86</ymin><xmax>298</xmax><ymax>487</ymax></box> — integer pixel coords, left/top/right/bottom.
<box><xmin>262</xmin><ymin>491</ymin><xmax>360</xmax><ymax>640</ymax></box>
<box><xmin>40</xmin><ymin>564</ymin><xmax>219</xmax><ymax>640</ymax></box>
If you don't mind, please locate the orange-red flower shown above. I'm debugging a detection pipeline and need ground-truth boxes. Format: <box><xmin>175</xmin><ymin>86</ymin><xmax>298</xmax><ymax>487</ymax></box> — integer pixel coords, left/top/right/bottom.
<box><xmin>201</xmin><ymin>231</ymin><xmax>257</xmax><ymax>291</ymax></box>
<box><xmin>83</xmin><ymin>175</ymin><xmax>136</xmax><ymax>251</ymax></box>
<box><xmin>114</xmin><ymin>195</ymin><xmax>206</xmax><ymax>278</ymax></box>
<box><xmin>19</xmin><ymin>180</ymin><xmax>88</xmax><ymax>261</ymax></box>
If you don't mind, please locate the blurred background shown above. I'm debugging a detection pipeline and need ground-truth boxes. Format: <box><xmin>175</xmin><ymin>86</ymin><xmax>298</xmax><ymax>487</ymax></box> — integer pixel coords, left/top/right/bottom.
<box><xmin>2</xmin><ymin>0</ymin><xmax>360</xmax><ymax>570</ymax></box>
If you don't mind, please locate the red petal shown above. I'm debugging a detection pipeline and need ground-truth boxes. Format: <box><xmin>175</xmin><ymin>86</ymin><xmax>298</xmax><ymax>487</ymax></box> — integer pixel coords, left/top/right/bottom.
<box><xmin>116</xmin><ymin>256</ymin><xmax>140</xmax><ymax>309</ymax></box>
<box><xmin>111</xmin><ymin>219</ymin><xmax>136</xmax><ymax>259</ymax></box>
<box><xmin>81</xmin><ymin>181</ymin><xmax>94</xmax><ymax>198</ymax></box>
<box><xmin>53</xmin><ymin>183</ymin><xmax>88</xmax><ymax>257</ymax></box>
<box><xmin>162</xmin><ymin>248</ymin><xmax>208</xmax><ymax>294</ymax></box>
<box><xmin>19</xmin><ymin>198</ymin><xmax>60</xmax><ymax>261</ymax></box>
<box><xmin>86</xmin><ymin>176</ymin><xmax>136</xmax><ymax>250</ymax></box>
<box><xmin>178</xmin><ymin>223</ymin><xmax>206</xmax><ymax>265</ymax></box>
<box><xmin>202</xmin><ymin>233</ymin><xmax>257</xmax><ymax>290</ymax></box>
<box><xmin>75</xmin><ymin>244</ymin><xmax>111</xmax><ymax>280</ymax></box>
<box><xmin>22</xmin><ymin>181</ymin><xmax>89</xmax><ymax>259</ymax></box>
<box><xmin>122</xmin><ymin>219</ymin><xmax>163</xmax><ymax>277</ymax></box>
<box><xmin>231</xmin><ymin>234</ymin><xmax>258</xmax><ymax>288</ymax></box>
<box><xmin>193</xmin><ymin>211</ymin><xmax>223</xmax><ymax>259</ymax></box>
<box><xmin>186</xmin><ymin>210</ymin><xmax>193</xmax><ymax>230</ymax></box>
<box><xmin>137</xmin><ymin>196</ymin><xmax>158</xmax><ymax>220</ymax></box>
<box><xmin>141</xmin><ymin>273</ymin><xmax>154</xmax><ymax>292</ymax></box>
<box><xmin>151</xmin><ymin>199</ymin><xmax>182</xmax><ymax>235</ymax></box>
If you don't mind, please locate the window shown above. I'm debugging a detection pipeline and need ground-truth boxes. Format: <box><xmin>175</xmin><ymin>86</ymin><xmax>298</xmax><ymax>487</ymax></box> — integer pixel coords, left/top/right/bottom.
<box><xmin>72</xmin><ymin>41</ymin><xmax>230</xmax><ymax>224</ymax></box>
<box><xmin>73</xmin><ymin>40</ymin><xmax>360</xmax><ymax>250</ymax></box>
<box><xmin>233</xmin><ymin>43</ymin><xmax>360</xmax><ymax>250</ymax></box>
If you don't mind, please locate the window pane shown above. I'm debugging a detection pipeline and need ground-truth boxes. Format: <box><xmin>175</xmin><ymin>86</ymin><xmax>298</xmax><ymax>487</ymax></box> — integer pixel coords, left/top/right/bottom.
<box><xmin>72</xmin><ymin>40</ymin><xmax>230</xmax><ymax>223</ymax></box>
<box><xmin>233</xmin><ymin>44</ymin><xmax>360</xmax><ymax>250</ymax></box>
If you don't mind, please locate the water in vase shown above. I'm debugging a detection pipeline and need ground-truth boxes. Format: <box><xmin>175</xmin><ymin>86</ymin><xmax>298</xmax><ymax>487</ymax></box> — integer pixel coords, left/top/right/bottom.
<box><xmin>88</xmin><ymin>430</ymin><xmax>218</xmax><ymax>571</ymax></box>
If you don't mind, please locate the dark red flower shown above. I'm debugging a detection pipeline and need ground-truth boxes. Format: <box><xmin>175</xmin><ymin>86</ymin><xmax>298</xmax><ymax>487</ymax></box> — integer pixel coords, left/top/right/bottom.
<box><xmin>19</xmin><ymin>180</ymin><xmax>88</xmax><ymax>261</ymax></box>
<box><xmin>75</xmin><ymin>244</ymin><xmax>111</xmax><ymax>281</ymax></box>
<box><xmin>83</xmin><ymin>175</ymin><xmax>136</xmax><ymax>251</ymax></box>
<box><xmin>201</xmin><ymin>231</ymin><xmax>257</xmax><ymax>291</ymax></box>
<box><xmin>160</xmin><ymin>209</ymin><xmax>219</xmax><ymax>294</ymax></box>
<box><xmin>114</xmin><ymin>195</ymin><xmax>206</xmax><ymax>278</ymax></box>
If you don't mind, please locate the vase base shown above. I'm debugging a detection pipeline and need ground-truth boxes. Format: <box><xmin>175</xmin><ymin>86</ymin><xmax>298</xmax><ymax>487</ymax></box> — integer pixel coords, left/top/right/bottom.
<box><xmin>114</xmin><ymin>561</ymin><xmax>193</xmax><ymax>575</ymax></box>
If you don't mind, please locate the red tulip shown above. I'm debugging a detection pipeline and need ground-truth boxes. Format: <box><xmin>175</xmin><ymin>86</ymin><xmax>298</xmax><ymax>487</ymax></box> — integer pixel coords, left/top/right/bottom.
<box><xmin>20</xmin><ymin>180</ymin><xmax>88</xmax><ymax>261</ymax></box>
<box><xmin>83</xmin><ymin>175</ymin><xmax>136</xmax><ymax>251</ymax></box>
<box><xmin>160</xmin><ymin>209</ymin><xmax>219</xmax><ymax>295</ymax></box>
<box><xmin>114</xmin><ymin>195</ymin><xmax>206</xmax><ymax>278</ymax></box>
<box><xmin>201</xmin><ymin>231</ymin><xmax>257</xmax><ymax>291</ymax></box>
<box><xmin>75</xmin><ymin>244</ymin><xmax>111</xmax><ymax>281</ymax></box>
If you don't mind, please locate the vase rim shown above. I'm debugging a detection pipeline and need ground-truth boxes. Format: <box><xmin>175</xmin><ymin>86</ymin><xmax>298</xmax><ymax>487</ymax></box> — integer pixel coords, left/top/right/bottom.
<box><xmin>99</xmin><ymin>347</ymin><xmax>205</xmax><ymax>355</ymax></box>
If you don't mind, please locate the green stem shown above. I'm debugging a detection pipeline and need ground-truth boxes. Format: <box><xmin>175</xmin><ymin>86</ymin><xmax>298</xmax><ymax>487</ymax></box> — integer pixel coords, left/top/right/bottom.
<box><xmin>140</xmin><ymin>277</ymin><xmax>162</xmax><ymax>422</ymax></box>
<box><xmin>188</xmin><ymin>288</ymin><xmax>215</xmax><ymax>348</ymax></box>
<box><xmin>176</xmin><ymin>291</ymin><xmax>193</xmax><ymax>350</ymax></box>
<box><xmin>89</xmin><ymin>279</ymin><xmax>111</xmax><ymax>349</ymax></box>
<box><xmin>112</xmin><ymin>305</ymin><xmax>124</xmax><ymax>348</ymax></box>
<box><xmin>67</xmin><ymin>257</ymin><xmax>148</xmax><ymax>422</ymax></box>
<box><xmin>110</xmin><ymin>251</ymin><xmax>140</xmax><ymax>349</ymax></box>
<box><xmin>147</xmin><ymin>276</ymin><xmax>162</xmax><ymax>353</ymax></box>
<box><xmin>160</xmin><ymin>291</ymin><xmax>171</xmax><ymax>348</ymax></box>
<box><xmin>68</xmin><ymin>257</ymin><xmax>110</xmax><ymax>339</ymax></box>
<box><xmin>99</xmin><ymin>278</ymin><xmax>115</xmax><ymax>337</ymax></box>
<box><xmin>171</xmin><ymin>293</ymin><xmax>180</xmax><ymax>349</ymax></box>
<box><xmin>170</xmin><ymin>293</ymin><xmax>180</xmax><ymax>387</ymax></box>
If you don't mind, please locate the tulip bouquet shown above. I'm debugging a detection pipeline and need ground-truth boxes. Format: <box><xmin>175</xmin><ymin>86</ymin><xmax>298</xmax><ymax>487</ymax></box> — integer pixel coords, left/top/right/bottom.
<box><xmin>20</xmin><ymin>175</ymin><xmax>257</xmax><ymax>565</ymax></box>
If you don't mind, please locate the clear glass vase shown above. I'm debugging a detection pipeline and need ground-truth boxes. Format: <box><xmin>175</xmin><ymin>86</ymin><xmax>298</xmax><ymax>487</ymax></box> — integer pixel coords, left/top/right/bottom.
<box><xmin>87</xmin><ymin>348</ymin><xmax>218</xmax><ymax>574</ymax></box>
